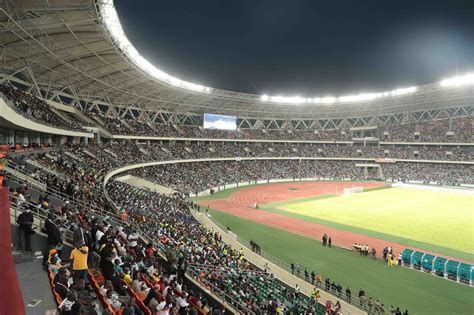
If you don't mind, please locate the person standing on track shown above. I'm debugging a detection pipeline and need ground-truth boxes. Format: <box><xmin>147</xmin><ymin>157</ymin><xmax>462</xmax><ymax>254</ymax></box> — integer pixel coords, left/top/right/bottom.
<box><xmin>346</xmin><ymin>287</ymin><xmax>351</xmax><ymax>303</ymax></box>
<box><xmin>371</xmin><ymin>247</ymin><xmax>377</xmax><ymax>259</ymax></box>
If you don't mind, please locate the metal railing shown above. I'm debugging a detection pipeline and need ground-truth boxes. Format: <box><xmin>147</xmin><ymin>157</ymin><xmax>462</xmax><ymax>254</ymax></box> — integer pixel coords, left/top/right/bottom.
<box><xmin>205</xmin><ymin>212</ymin><xmax>382</xmax><ymax>314</ymax></box>
<box><xmin>9</xmin><ymin>197</ymin><xmax>74</xmax><ymax>244</ymax></box>
<box><xmin>186</xmin><ymin>267</ymin><xmax>255</xmax><ymax>314</ymax></box>
<box><xmin>5</xmin><ymin>160</ymin><xmax>47</xmax><ymax>185</ymax></box>
<box><xmin>8</xmin><ymin>173</ymin><xmax>109</xmax><ymax>214</ymax></box>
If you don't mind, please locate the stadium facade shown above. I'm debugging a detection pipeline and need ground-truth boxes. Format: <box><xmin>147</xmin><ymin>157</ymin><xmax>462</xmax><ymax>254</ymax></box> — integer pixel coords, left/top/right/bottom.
<box><xmin>0</xmin><ymin>0</ymin><xmax>473</xmax><ymax>129</ymax></box>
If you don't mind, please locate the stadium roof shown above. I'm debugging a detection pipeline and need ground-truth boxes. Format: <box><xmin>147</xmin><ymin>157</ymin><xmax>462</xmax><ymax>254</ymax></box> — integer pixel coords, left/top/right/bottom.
<box><xmin>0</xmin><ymin>0</ymin><xmax>473</xmax><ymax>120</ymax></box>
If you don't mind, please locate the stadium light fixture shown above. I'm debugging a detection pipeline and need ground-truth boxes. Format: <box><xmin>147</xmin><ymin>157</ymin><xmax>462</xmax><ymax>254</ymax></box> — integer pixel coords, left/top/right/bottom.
<box><xmin>261</xmin><ymin>87</ymin><xmax>416</xmax><ymax>105</ymax></box>
<box><xmin>99</xmin><ymin>2</ymin><xmax>469</xmax><ymax>105</ymax></box>
<box><xmin>440</xmin><ymin>73</ymin><xmax>474</xmax><ymax>87</ymax></box>
<box><xmin>98</xmin><ymin>1</ymin><xmax>212</xmax><ymax>94</ymax></box>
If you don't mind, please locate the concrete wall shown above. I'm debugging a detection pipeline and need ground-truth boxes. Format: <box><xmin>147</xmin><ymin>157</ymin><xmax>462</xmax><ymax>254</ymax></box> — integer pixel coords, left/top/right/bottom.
<box><xmin>115</xmin><ymin>175</ymin><xmax>176</xmax><ymax>195</ymax></box>
<box><xmin>0</xmin><ymin>98</ymin><xmax>93</xmax><ymax>138</ymax></box>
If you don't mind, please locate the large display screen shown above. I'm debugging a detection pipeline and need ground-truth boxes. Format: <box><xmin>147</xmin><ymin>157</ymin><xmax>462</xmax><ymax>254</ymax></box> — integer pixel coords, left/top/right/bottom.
<box><xmin>203</xmin><ymin>113</ymin><xmax>237</xmax><ymax>130</ymax></box>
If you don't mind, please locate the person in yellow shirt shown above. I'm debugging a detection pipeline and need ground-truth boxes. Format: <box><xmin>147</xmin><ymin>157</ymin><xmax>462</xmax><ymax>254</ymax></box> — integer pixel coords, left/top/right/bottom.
<box><xmin>122</xmin><ymin>267</ymin><xmax>132</xmax><ymax>284</ymax></box>
<box><xmin>70</xmin><ymin>241</ymin><xmax>89</xmax><ymax>284</ymax></box>
<box><xmin>392</xmin><ymin>254</ymin><xmax>398</xmax><ymax>266</ymax></box>
<box><xmin>387</xmin><ymin>253</ymin><xmax>393</xmax><ymax>267</ymax></box>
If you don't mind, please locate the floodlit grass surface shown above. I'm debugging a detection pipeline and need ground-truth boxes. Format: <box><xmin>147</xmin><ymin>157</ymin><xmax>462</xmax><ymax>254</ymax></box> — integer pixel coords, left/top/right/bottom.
<box><xmin>208</xmin><ymin>208</ymin><xmax>474</xmax><ymax>315</ymax></box>
<box><xmin>275</xmin><ymin>187</ymin><xmax>474</xmax><ymax>258</ymax></box>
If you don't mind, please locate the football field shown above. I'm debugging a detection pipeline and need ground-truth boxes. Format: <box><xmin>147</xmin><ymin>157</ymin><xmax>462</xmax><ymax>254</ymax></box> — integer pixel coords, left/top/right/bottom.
<box><xmin>193</xmin><ymin>182</ymin><xmax>474</xmax><ymax>314</ymax></box>
<box><xmin>273</xmin><ymin>187</ymin><xmax>474</xmax><ymax>257</ymax></box>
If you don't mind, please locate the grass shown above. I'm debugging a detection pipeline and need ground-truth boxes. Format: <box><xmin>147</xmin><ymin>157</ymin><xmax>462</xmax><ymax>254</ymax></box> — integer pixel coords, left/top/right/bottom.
<box><xmin>192</xmin><ymin>184</ymin><xmax>259</xmax><ymax>202</ymax></box>
<box><xmin>191</xmin><ymin>180</ymin><xmax>390</xmax><ymax>203</ymax></box>
<box><xmin>208</xmin><ymin>208</ymin><xmax>474</xmax><ymax>315</ymax></box>
<box><xmin>275</xmin><ymin>187</ymin><xmax>474</xmax><ymax>258</ymax></box>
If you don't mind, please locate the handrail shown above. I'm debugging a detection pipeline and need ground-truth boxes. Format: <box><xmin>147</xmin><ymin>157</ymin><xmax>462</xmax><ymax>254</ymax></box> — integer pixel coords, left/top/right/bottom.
<box><xmin>9</xmin><ymin>196</ymin><xmax>74</xmax><ymax>244</ymax></box>
<box><xmin>6</xmin><ymin>174</ymin><xmax>124</xmax><ymax>227</ymax></box>
<box><xmin>205</xmin><ymin>213</ymin><xmax>375</xmax><ymax>312</ymax></box>
<box><xmin>186</xmin><ymin>267</ymin><xmax>255</xmax><ymax>314</ymax></box>
<box><xmin>5</xmin><ymin>160</ymin><xmax>47</xmax><ymax>185</ymax></box>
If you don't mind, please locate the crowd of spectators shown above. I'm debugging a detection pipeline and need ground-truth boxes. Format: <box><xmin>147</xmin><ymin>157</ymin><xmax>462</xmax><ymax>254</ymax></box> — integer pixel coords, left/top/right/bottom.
<box><xmin>379</xmin><ymin>117</ymin><xmax>472</xmax><ymax>142</ymax></box>
<box><xmin>382</xmin><ymin>162</ymin><xmax>473</xmax><ymax>186</ymax></box>
<box><xmin>7</xmin><ymin>147</ymin><xmax>327</xmax><ymax>313</ymax></box>
<box><xmin>78</xmin><ymin>141</ymin><xmax>474</xmax><ymax>162</ymax></box>
<box><xmin>9</xmin><ymin>141</ymin><xmax>472</xmax><ymax>314</ymax></box>
<box><xmin>130</xmin><ymin>160</ymin><xmax>361</xmax><ymax>194</ymax></box>
<box><xmin>10</xmin><ymin>167</ymin><xmax>231</xmax><ymax>314</ymax></box>
<box><xmin>85</xmin><ymin>112</ymin><xmax>473</xmax><ymax>143</ymax></box>
<box><xmin>0</xmin><ymin>83</ymin><xmax>85</xmax><ymax>132</ymax></box>
<box><xmin>106</xmin><ymin>181</ymin><xmax>325</xmax><ymax>314</ymax></box>
<box><xmin>1</xmin><ymin>82</ymin><xmax>472</xmax><ymax>144</ymax></box>
<box><xmin>22</xmin><ymin>142</ymin><xmax>474</xmax><ymax>196</ymax></box>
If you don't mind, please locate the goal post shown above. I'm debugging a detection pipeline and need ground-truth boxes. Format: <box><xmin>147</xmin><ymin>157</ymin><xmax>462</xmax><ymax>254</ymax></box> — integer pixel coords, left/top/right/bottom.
<box><xmin>343</xmin><ymin>186</ymin><xmax>364</xmax><ymax>196</ymax></box>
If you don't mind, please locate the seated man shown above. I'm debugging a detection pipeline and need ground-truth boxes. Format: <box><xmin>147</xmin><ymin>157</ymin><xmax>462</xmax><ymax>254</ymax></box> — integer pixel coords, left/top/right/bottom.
<box><xmin>106</xmin><ymin>289</ymin><xmax>122</xmax><ymax>310</ymax></box>
<box><xmin>53</xmin><ymin>267</ymin><xmax>70</xmax><ymax>286</ymax></box>
<box><xmin>70</xmin><ymin>278</ymin><xmax>95</xmax><ymax>306</ymax></box>
<box><xmin>131</xmin><ymin>272</ymin><xmax>150</xmax><ymax>300</ymax></box>
<box><xmin>48</xmin><ymin>255</ymin><xmax>63</xmax><ymax>275</ymax></box>
<box><xmin>100</xmin><ymin>280</ymin><xmax>130</xmax><ymax>306</ymax></box>
<box><xmin>122</xmin><ymin>297</ymin><xmax>144</xmax><ymax>315</ymax></box>
<box><xmin>58</xmin><ymin>290</ymin><xmax>81</xmax><ymax>314</ymax></box>
<box><xmin>55</xmin><ymin>276</ymin><xmax>70</xmax><ymax>300</ymax></box>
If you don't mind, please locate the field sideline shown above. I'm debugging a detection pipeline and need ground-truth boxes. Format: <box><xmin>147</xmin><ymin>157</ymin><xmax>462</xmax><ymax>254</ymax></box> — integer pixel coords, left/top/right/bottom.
<box><xmin>206</xmin><ymin>208</ymin><xmax>474</xmax><ymax>315</ymax></box>
<box><xmin>193</xmin><ymin>181</ymin><xmax>474</xmax><ymax>313</ymax></box>
<box><xmin>195</xmin><ymin>181</ymin><xmax>473</xmax><ymax>261</ymax></box>
<box><xmin>266</xmin><ymin>187</ymin><xmax>474</xmax><ymax>258</ymax></box>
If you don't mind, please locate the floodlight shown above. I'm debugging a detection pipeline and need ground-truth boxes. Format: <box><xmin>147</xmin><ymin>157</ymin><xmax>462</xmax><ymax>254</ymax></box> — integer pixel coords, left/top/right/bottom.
<box><xmin>99</xmin><ymin>1</ymin><xmax>212</xmax><ymax>94</ymax></box>
<box><xmin>440</xmin><ymin>73</ymin><xmax>474</xmax><ymax>87</ymax></box>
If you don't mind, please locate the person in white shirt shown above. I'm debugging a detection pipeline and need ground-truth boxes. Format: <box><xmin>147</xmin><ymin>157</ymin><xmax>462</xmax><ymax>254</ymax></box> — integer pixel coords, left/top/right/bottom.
<box><xmin>106</xmin><ymin>289</ymin><xmax>122</xmax><ymax>310</ymax></box>
<box><xmin>95</xmin><ymin>226</ymin><xmax>104</xmax><ymax>244</ymax></box>
<box><xmin>176</xmin><ymin>292</ymin><xmax>189</xmax><ymax>310</ymax></box>
<box><xmin>128</xmin><ymin>231</ymin><xmax>138</xmax><ymax>249</ymax></box>
<box><xmin>156</xmin><ymin>295</ymin><xmax>173</xmax><ymax>315</ymax></box>
<box><xmin>17</xmin><ymin>192</ymin><xmax>26</xmax><ymax>206</ymax></box>
<box><xmin>59</xmin><ymin>290</ymin><xmax>78</xmax><ymax>312</ymax></box>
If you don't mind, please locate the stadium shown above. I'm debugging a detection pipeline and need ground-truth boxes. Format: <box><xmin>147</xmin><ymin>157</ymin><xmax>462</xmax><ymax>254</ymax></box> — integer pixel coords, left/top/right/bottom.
<box><xmin>0</xmin><ymin>0</ymin><xmax>472</xmax><ymax>315</ymax></box>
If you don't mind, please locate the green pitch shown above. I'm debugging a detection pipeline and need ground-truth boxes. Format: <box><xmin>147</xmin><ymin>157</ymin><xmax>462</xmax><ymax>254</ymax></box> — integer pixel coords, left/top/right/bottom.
<box><xmin>266</xmin><ymin>187</ymin><xmax>474</xmax><ymax>259</ymax></box>
<box><xmin>208</xmin><ymin>208</ymin><xmax>474</xmax><ymax>315</ymax></box>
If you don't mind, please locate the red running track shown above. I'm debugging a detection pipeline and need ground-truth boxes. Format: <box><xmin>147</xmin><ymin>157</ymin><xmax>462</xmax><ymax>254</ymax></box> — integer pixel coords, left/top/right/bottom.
<box><xmin>198</xmin><ymin>181</ymin><xmax>473</xmax><ymax>264</ymax></box>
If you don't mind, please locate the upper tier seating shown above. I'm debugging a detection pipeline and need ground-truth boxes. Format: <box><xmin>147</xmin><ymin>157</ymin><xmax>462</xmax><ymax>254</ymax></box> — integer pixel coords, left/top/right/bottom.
<box><xmin>88</xmin><ymin>111</ymin><xmax>473</xmax><ymax>143</ymax></box>
<box><xmin>0</xmin><ymin>83</ymin><xmax>85</xmax><ymax>132</ymax></box>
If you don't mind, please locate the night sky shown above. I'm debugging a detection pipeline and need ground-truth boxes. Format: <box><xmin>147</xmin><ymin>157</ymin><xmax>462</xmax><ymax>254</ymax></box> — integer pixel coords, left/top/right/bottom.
<box><xmin>115</xmin><ymin>0</ymin><xmax>474</xmax><ymax>96</ymax></box>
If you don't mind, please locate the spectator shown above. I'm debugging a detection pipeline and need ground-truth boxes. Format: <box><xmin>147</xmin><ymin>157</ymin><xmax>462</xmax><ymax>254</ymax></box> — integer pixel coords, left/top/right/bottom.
<box><xmin>17</xmin><ymin>207</ymin><xmax>34</xmax><ymax>251</ymax></box>
<box><xmin>345</xmin><ymin>287</ymin><xmax>351</xmax><ymax>303</ymax></box>
<box><xmin>70</xmin><ymin>241</ymin><xmax>89</xmax><ymax>284</ymax></box>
